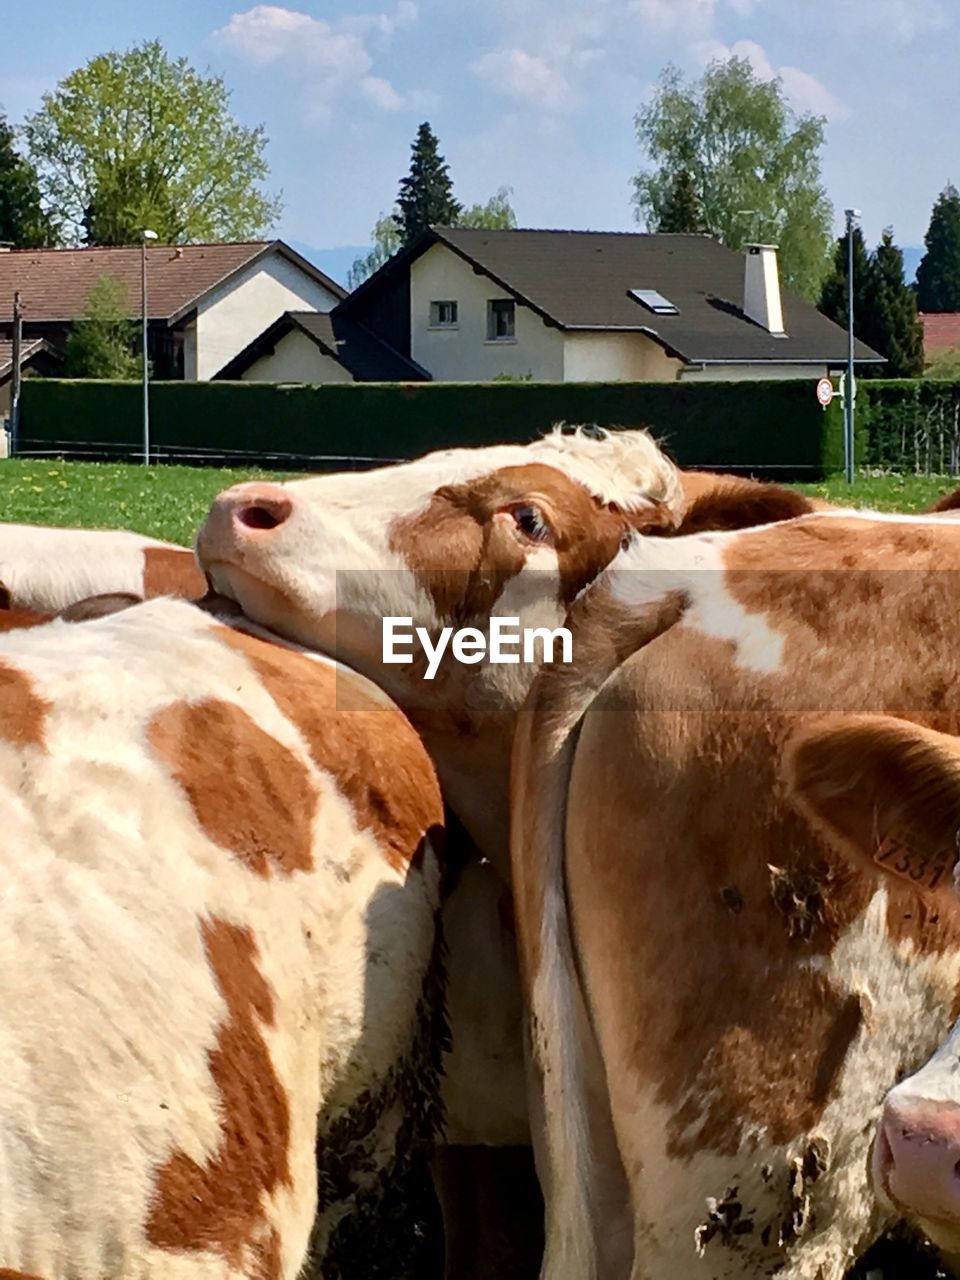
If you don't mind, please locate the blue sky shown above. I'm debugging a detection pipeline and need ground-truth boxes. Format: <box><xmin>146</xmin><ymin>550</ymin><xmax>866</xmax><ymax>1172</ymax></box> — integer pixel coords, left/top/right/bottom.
<box><xmin>3</xmin><ymin>0</ymin><xmax>958</xmax><ymax>283</ymax></box>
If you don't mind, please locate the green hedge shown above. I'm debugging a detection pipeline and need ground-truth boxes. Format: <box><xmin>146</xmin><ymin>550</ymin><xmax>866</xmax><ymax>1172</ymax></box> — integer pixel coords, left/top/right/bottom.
<box><xmin>18</xmin><ymin>377</ymin><xmax>835</xmax><ymax>477</ymax></box>
<box><xmin>844</xmin><ymin>379</ymin><xmax>960</xmax><ymax>473</ymax></box>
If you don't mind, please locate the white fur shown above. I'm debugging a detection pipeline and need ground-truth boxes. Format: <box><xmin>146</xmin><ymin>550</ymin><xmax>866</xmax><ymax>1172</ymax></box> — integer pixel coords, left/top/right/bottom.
<box><xmin>0</xmin><ymin>600</ymin><xmax>441</xmax><ymax>1278</ymax></box>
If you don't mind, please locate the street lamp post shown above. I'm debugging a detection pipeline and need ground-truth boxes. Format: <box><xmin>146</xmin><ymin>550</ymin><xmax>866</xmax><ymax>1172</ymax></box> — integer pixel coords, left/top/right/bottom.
<box><xmin>843</xmin><ymin>208</ymin><xmax>861</xmax><ymax>485</ymax></box>
<box><xmin>141</xmin><ymin>229</ymin><xmax>158</xmax><ymax>465</ymax></box>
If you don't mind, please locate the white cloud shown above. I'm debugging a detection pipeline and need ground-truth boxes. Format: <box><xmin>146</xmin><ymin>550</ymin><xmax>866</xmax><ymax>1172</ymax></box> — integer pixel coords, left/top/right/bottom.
<box><xmin>697</xmin><ymin>38</ymin><xmax>848</xmax><ymax>119</ymax></box>
<box><xmin>214</xmin><ymin>4</ymin><xmax>421</xmax><ymax>119</ymax></box>
<box><xmin>471</xmin><ymin>47</ymin><xmax>577</xmax><ymax>112</ymax></box>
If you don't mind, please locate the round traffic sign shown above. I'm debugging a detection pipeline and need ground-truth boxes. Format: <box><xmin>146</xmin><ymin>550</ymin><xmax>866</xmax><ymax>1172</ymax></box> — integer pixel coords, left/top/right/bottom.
<box><xmin>816</xmin><ymin>377</ymin><xmax>835</xmax><ymax>406</ymax></box>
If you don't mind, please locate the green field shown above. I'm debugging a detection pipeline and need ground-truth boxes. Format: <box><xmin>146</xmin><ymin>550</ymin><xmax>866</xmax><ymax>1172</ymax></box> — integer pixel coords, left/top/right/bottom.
<box><xmin>0</xmin><ymin>460</ymin><xmax>297</xmax><ymax>545</ymax></box>
<box><xmin>0</xmin><ymin>460</ymin><xmax>957</xmax><ymax>545</ymax></box>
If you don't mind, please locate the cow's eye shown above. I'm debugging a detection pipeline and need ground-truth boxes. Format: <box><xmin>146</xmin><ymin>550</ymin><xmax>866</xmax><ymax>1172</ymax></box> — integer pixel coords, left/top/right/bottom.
<box><xmin>510</xmin><ymin>505</ymin><xmax>553</xmax><ymax>544</ymax></box>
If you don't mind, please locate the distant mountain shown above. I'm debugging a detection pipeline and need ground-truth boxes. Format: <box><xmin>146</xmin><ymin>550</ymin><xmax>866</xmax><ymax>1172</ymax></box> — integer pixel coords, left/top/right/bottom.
<box><xmin>288</xmin><ymin>240</ymin><xmax>369</xmax><ymax>290</ymax></box>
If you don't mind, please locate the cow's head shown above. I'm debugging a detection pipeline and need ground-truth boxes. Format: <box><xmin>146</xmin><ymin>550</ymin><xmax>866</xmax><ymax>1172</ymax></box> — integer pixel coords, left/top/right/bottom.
<box><xmin>785</xmin><ymin>713</ymin><xmax>960</xmax><ymax>1257</ymax></box>
<box><xmin>197</xmin><ymin>427</ymin><xmax>682</xmax><ymax>715</ymax></box>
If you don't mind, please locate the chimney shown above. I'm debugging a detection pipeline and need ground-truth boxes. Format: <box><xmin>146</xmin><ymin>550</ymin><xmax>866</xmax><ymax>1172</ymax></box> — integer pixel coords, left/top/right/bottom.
<box><xmin>743</xmin><ymin>244</ymin><xmax>786</xmax><ymax>336</ymax></box>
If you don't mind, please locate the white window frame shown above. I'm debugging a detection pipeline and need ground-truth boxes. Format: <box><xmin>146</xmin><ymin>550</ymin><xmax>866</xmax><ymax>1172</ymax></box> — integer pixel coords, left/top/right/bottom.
<box><xmin>486</xmin><ymin>298</ymin><xmax>516</xmax><ymax>342</ymax></box>
<box><xmin>429</xmin><ymin>300</ymin><xmax>459</xmax><ymax>329</ymax></box>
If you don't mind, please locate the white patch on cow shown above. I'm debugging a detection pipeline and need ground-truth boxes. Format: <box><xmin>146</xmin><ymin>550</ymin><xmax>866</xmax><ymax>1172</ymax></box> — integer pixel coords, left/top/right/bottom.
<box><xmin>0</xmin><ymin>523</ymin><xmax>186</xmax><ymax>613</ymax></box>
<box><xmin>0</xmin><ymin>599</ymin><xmax>441</xmax><ymax>1277</ymax></box>
<box><xmin>607</xmin><ymin>533</ymin><xmax>787</xmax><ymax>675</ymax></box>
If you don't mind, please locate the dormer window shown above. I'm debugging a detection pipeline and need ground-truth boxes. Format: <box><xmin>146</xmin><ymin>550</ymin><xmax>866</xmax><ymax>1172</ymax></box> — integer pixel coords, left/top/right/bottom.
<box><xmin>430</xmin><ymin>300</ymin><xmax>458</xmax><ymax>327</ymax></box>
<box><xmin>628</xmin><ymin>289</ymin><xmax>679</xmax><ymax>315</ymax></box>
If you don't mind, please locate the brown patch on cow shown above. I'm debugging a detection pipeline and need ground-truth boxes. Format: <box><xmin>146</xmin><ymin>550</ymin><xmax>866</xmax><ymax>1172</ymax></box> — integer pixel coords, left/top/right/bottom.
<box><xmin>389</xmin><ymin>462</ymin><xmax>673</xmax><ymax>619</ymax></box>
<box><xmin>142</xmin><ymin>546</ymin><xmax>207</xmax><ymax>600</ymax></box>
<box><xmin>146</xmin><ymin>917</ymin><xmax>290</xmax><ymax>1265</ymax></box>
<box><xmin>0</xmin><ymin>584</ymin><xmax>11</xmax><ymax>609</ymax></box>
<box><xmin>0</xmin><ymin>609</ymin><xmax>47</xmax><ymax>632</ymax></box>
<box><xmin>0</xmin><ymin>661</ymin><xmax>49</xmax><ymax>750</ymax></box>
<box><xmin>666</xmin><ymin>471</ymin><xmax>816</xmax><ymax>536</ymax></box>
<box><xmin>666</xmin><ymin>969</ymin><xmax>862</xmax><ymax>1157</ymax></box>
<box><xmin>249</xmin><ymin>1227</ymin><xmax>283</xmax><ymax>1280</ymax></box>
<box><xmin>148</xmin><ymin>698</ymin><xmax>316</xmax><ymax>878</ymax></box>
<box><xmin>217</xmin><ymin>627</ymin><xmax>443</xmax><ymax>876</ymax></box>
<box><xmin>0</xmin><ymin>1270</ymin><xmax>49</xmax><ymax>1280</ymax></box>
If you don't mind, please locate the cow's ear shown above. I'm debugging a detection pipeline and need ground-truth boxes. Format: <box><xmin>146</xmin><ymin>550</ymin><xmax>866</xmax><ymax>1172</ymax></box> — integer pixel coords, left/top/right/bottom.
<box><xmin>669</xmin><ymin>475</ymin><xmax>815</xmax><ymax>536</ymax></box>
<box><xmin>785</xmin><ymin>715</ymin><xmax>960</xmax><ymax>895</ymax></box>
<box><xmin>59</xmin><ymin>593</ymin><xmax>143</xmax><ymax>622</ymax></box>
<box><xmin>0</xmin><ymin>584</ymin><xmax>10</xmax><ymax>610</ymax></box>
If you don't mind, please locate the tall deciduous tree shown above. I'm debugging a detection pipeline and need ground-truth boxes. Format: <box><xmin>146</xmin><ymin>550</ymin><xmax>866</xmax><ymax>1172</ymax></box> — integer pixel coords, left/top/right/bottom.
<box><xmin>633</xmin><ymin>59</ymin><xmax>834</xmax><ymax>300</ymax></box>
<box><xmin>0</xmin><ymin>113</ymin><xmax>54</xmax><ymax>247</ymax></box>
<box><xmin>656</xmin><ymin>168</ymin><xmax>706</xmax><ymax>233</ymax></box>
<box><xmin>64</xmin><ymin>276</ymin><xmax>141</xmax><ymax>379</ymax></box>
<box><xmin>916</xmin><ymin>184</ymin><xmax>960</xmax><ymax>313</ymax></box>
<box><xmin>396</xmin><ymin>122</ymin><xmax>462</xmax><ymax>246</ymax></box>
<box><xmin>24</xmin><ymin>40</ymin><xmax>282</xmax><ymax>245</ymax></box>
<box><xmin>461</xmin><ymin>185</ymin><xmax>517</xmax><ymax>230</ymax></box>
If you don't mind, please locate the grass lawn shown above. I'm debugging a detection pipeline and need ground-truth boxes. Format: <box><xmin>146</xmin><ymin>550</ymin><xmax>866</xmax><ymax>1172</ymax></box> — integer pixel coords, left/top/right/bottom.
<box><xmin>0</xmin><ymin>461</ymin><xmax>958</xmax><ymax>546</ymax></box>
<box><xmin>0</xmin><ymin>459</ymin><xmax>295</xmax><ymax>546</ymax></box>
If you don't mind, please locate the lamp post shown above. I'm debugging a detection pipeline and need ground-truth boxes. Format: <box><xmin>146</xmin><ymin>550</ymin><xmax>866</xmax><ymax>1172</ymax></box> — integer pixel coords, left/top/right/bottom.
<box><xmin>843</xmin><ymin>208</ymin><xmax>861</xmax><ymax>485</ymax></box>
<box><xmin>141</xmin><ymin>229</ymin><xmax>158</xmax><ymax>465</ymax></box>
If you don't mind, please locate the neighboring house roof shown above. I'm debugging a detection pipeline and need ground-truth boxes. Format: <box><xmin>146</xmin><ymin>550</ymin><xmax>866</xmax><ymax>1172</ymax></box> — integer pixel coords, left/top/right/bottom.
<box><xmin>920</xmin><ymin>312</ymin><xmax>960</xmax><ymax>355</ymax></box>
<box><xmin>343</xmin><ymin>227</ymin><xmax>883</xmax><ymax>366</ymax></box>
<box><xmin>0</xmin><ymin>337</ymin><xmax>62</xmax><ymax>384</ymax></box>
<box><xmin>0</xmin><ymin>241</ymin><xmax>345</xmax><ymax>326</ymax></box>
<box><xmin>214</xmin><ymin>310</ymin><xmax>430</xmax><ymax>382</ymax></box>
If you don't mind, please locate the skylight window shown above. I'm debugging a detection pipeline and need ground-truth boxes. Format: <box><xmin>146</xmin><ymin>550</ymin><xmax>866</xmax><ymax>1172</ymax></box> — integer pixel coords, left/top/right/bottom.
<box><xmin>629</xmin><ymin>288</ymin><xmax>679</xmax><ymax>315</ymax></box>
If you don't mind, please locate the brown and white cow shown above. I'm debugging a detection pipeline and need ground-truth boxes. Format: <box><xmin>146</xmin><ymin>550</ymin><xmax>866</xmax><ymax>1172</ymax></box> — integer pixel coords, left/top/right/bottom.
<box><xmin>194</xmin><ymin>432</ymin><xmax>827</xmax><ymax>1272</ymax></box>
<box><xmin>0</xmin><ymin>597</ymin><xmax>444</xmax><ymax>1279</ymax></box>
<box><xmin>510</xmin><ymin>506</ymin><xmax>960</xmax><ymax>1278</ymax></box>
<box><xmin>0</xmin><ymin>523</ymin><xmax>205</xmax><ymax>612</ymax></box>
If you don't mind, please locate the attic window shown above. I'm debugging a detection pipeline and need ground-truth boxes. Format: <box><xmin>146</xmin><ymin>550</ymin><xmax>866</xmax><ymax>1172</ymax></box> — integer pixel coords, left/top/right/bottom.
<box><xmin>629</xmin><ymin>289</ymin><xmax>679</xmax><ymax>316</ymax></box>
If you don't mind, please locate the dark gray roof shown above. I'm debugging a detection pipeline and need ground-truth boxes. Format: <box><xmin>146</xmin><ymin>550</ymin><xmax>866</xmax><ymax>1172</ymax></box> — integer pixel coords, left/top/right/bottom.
<box><xmin>385</xmin><ymin>227</ymin><xmax>881</xmax><ymax>365</ymax></box>
<box><xmin>214</xmin><ymin>311</ymin><xmax>429</xmax><ymax>382</ymax></box>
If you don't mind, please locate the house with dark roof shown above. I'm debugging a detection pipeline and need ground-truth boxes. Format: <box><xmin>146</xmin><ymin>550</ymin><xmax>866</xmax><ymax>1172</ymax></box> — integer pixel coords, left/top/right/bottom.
<box><xmin>0</xmin><ymin>240</ymin><xmax>344</xmax><ymax>382</ymax></box>
<box><xmin>328</xmin><ymin>227</ymin><xmax>882</xmax><ymax>384</ymax></box>
<box><xmin>215</xmin><ymin>311</ymin><xmax>428</xmax><ymax>384</ymax></box>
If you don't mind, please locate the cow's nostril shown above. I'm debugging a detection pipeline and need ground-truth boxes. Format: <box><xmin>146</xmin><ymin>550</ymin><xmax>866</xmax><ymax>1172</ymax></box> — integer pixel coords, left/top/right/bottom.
<box><xmin>238</xmin><ymin>504</ymin><xmax>287</xmax><ymax>531</ymax></box>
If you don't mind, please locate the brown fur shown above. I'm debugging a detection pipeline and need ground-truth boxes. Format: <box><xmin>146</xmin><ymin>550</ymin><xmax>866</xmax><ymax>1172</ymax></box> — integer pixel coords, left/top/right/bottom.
<box><xmin>148</xmin><ymin>698</ymin><xmax>317</xmax><ymax>880</ymax></box>
<box><xmin>0</xmin><ymin>610</ymin><xmax>47</xmax><ymax>632</ymax></box>
<box><xmin>389</xmin><ymin>462</ymin><xmax>676</xmax><ymax>621</ymax></box>
<box><xmin>0</xmin><ymin>1271</ymin><xmax>48</xmax><ymax>1279</ymax></box>
<box><xmin>249</xmin><ymin>1227</ymin><xmax>283</xmax><ymax>1280</ymax></box>
<box><xmin>0</xmin><ymin>661</ymin><xmax>50</xmax><ymax>750</ymax></box>
<box><xmin>670</xmin><ymin>471</ymin><xmax>817</xmax><ymax>535</ymax></box>
<box><xmin>59</xmin><ymin>593</ymin><xmax>143</xmax><ymax>622</ymax></box>
<box><xmin>142</xmin><ymin>546</ymin><xmax>206</xmax><ymax>600</ymax></box>
<box><xmin>218</xmin><ymin>628</ymin><xmax>444</xmax><ymax>876</ymax></box>
<box><xmin>928</xmin><ymin>487</ymin><xmax>960</xmax><ymax>512</ymax></box>
<box><xmin>146</xmin><ymin>917</ymin><xmax>290</xmax><ymax>1265</ymax></box>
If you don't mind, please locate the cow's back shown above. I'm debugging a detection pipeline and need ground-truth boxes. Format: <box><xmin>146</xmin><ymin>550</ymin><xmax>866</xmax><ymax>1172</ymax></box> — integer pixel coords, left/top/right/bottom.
<box><xmin>0</xmin><ymin>524</ymin><xmax>205</xmax><ymax>612</ymax></box>
<box><xmin>0</xmin><ymin>600</ymin><xmax>444</xmax><ymax>1280</ymax></box>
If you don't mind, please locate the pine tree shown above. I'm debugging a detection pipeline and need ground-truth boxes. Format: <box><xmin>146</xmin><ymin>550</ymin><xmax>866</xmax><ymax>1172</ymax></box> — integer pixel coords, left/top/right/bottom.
<box><xmin>655</xmin><ymin>168</ymin><xmax>706</xmax><ymax>233</ymax></box>
<box><xmin>872</xmin><ymin>229</ymin><xmax>924</xmax><ymax>377</ymax></box>
<box><xmin>819</xmin><ymin>228</ymin><xmax>924</xmax><ymax>377</ymax></box>
<box><xmin>818</xmin><ymin>226</ymin><xmax>876</xmax><ymax>333</ymax></box>
<box><xmin>396</xmin><ymin>123</ymin><xmax>462</xmax><ymax>246</ymax></box>
<box><xmin>916</xmin><ymin>184</ymin><xmax>960</xmax><ymax>312</ymax></box>
<box><xmin>0</xmin><ymin>113</ymin><xmax>54</xmax><ymax>247</ymax></box>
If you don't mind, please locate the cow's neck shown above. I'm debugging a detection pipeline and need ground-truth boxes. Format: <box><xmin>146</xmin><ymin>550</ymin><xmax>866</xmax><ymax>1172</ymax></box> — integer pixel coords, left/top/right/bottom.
<box><xmin>410</xmin><ymin>708</ymin><xmax>516</xmax><ymax>878</ymax></box>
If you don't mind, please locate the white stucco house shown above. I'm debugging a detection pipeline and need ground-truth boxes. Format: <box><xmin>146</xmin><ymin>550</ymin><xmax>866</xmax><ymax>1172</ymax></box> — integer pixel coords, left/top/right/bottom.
<box><xmin>227</xmin><ymin>227</ymin><xmax>878</xmax><ymax>385</ymax></box>
<box><xmin>0</xmin><ymin>240</ymin><xmax>345</xmax><ymax>382</ymax></box>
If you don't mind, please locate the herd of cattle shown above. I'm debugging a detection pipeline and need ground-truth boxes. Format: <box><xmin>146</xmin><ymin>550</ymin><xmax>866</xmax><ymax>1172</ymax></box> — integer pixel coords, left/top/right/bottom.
<box><xmin>3</xmin><ymin>426</ymin><xmax>960</xmax><ymax>1279</ymax></box>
